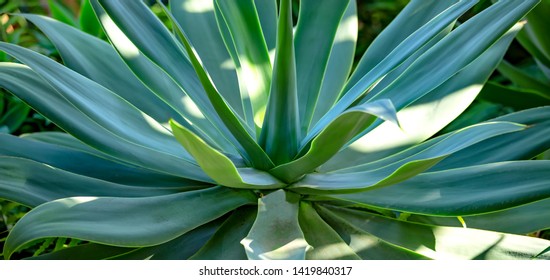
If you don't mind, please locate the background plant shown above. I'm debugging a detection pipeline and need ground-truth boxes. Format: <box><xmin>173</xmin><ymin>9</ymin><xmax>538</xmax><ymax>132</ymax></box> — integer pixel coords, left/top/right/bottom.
<box><xmin>0</xmin><ymin>0</ymin><xmax>549</xmax><ymax>260</ymax></box>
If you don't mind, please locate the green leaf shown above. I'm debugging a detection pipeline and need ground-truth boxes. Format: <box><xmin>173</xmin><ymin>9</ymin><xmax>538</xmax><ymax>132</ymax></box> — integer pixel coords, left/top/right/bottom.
<box><xmin>0</xmin><ymin>97</ymin><xmax>29</xmax><ymax>133</ymax></box>
<box><xmin>79</xmin><ymin>0</ymin><xmax>105</xmax><ymax>37</ymax></box>
<box><xmin>478</xmin><ymin>82</ymin><xmax>550</xmax><ymax>111</ymax></box>
<box><xmin>337</xmin><ymin>122</ymin><xmax>525</xmax><ymax>173</ymax></box>
<box><xmin>309</xmin><ymin>0</ymin><xmax>478</xmax><ymax>138</ymax></box>
<box><xmin>90</xmin><ymin>0</ymin><xmax>239</xmax><ymax>155</ymax></box>
<box><xmin>170</xmin><ymin>0</ymin><xmax>244</xmax><ymax>124</ymax></box>
<box><xmin>294</xmin><ymin>0</ymin><xmax>351</xmax><ymax>134</ymax></box>
<box><xmin>433</xmin><ymin>107</ymin><xmax>550</xmax><ymax>170</ymax></box>
<box><xmin>299</xmin><ymin>202</ymin><xmax>360</xmax><ymax>260</ymax></box>
<box><xmin>410</xmin><ymin>198</ymin><xmax>550</xmax><ymax>235</ymax></box>
<box><xmin>21</xmin><ymin>14</ymin><xmax>180</xmax><ymax>125</ymax></box>
<box><xmin>316</xmin><ymin>205</ymin><xmax>429</xmax><ymax>259</ymax></box>
<box><xmin>271</xmin><ymin>99</ymin><xmax>399</xmax><ymax>183</ymax></box>
<box><xmin>0</xmin><ymin>133</ymin><xmax>202</xmax><ymax>188</ymax></box>
<box><xmin>26</xmin><ymin>243</ymin><xmax>135</xmax><ymax>260</ymax></box>
<box><xmin>214</xmin><ymin>0</ymin><xmax>272</xmax><ymax>129</ymax></box>
<box><xmin>241</xmin><ymin>190</ymin><xmax>311</xmax><ymax>260</ymax></box>
<box><xmin>310</xmin><ymin>1</ymin><xmax>357</xmax><ymax>127</ymax></box>
<box><xmin>292</xmin><ymin>122</ymin><xmax>524</xmax><ymax>193</ymax></box>
<box><xmin>29</xmin><ymin>219</ymin><xmax>223</xmax><ymax>260</ymax></box>
<box><xmin>47</xmin><ymin>0</ymin><xmax>77</xmax><ymax>27</ymax></box>
<box><xmin>258</xmin><ymin>0</ymin><xmax>300</xmax><ymax>166</ymax></box>
<box><xmin>190</xmin><ymin>207</ymin><xmax>256</xmax><ymax>260</ymax></box>
<box><xmin>108</xmin><ymin>219</ymin><xmax>222</xmax><ymax>260</ymax></box>
<box><xmin>253</xmin><ymin>0</ymin><xmax>277</xmax><ymax>51</ymax></box>
<box><xmin>321</xmin><ymin>206</ymin><xmax>550</xmax><ymax>260</ymax></box>
<box><xmin>170</xmin><ymin>120</ymin><xmax>283</xmax><ymax>190</ymax></box>
<box><xmin>0</xmin><ymin>59</ymin><xmax>208</xmax><ymax>181</ymax></box>
<box><xmin>90</xmin><ymin>0</ymin><xmax>237</xmax><ymax>154</ymax></box>
<box><xmin>345</xmin><ymin>0</ymin><xmax>464</xmax><ymax>91</ymax></box>
<box><xmin>0</xmin><ymin>156</ymin><xmax>186</xmax><ymax>208</ymax></box>
<box><xmin>363</xmin><ymin>1</ymin><xmax>536</xmax><ymax>110</ymax></box>
<box><xmin>327</xmin><ymin>161</ymin><xmax>550</xmax><ymax>216</ymax></box>
<box><xmin>4</xmin><ymin>186</ymin><xmax>256</xmax><ymax>259</ymax></box>
<box><xmin>517</xmin><ymin>0</ymin><xmax>550</xmax><ymax>72</ymax></box>
<box><xmin>322</xmin><ymin>20</ymin><xmax>524</xmax><ymax>171</ymax></box>
<box><xmin>497</xmin><ymin>60</ymin><xmax>550</xmax><ymax>97</ymax></box>
<box><xmin>159</xmin><ymin>2</ymin><xmax>275</xmax><ymax>171</ymax></box>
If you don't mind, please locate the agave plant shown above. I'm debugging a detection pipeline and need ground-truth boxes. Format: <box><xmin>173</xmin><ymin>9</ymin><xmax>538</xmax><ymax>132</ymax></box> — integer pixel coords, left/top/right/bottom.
<box><xmin>0</xmin><ymin>0</ymin><xmax>550</xmax><ymax>260</ymax></box>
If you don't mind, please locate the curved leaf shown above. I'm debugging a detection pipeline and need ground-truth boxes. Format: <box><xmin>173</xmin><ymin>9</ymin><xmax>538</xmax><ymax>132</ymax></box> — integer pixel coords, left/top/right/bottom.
<box><xmin>170</xmin><ymin>0</ymin><xmax>244</xmax><ymax>121</ymax></box>
<box><xmin>0</xmin><ymin>156</ymin><xmax>182</xmax><ymax>208</ymax></box>
<box><xmin>299</xmin><ymin>202</ymin><xmax>360</xmax><ymax>260</ymax></box>
<box><xmin>432</xmin><ymin>107</ymin><xmax>550</xmax><ymax>170</ymax></box>
<box><xmin>21</xmin><ymin>14</ymin><xmax>179</xmax><ymax>124</ymax></box>
<box><xmin>320</xmin><ymin>206</ymin><xmax>550</xmax><ymax>260</ymax></box>
<box><xmin>170</xmin><ymin>120</ymin><xmax>283</xmax><ymax>189</ymax></box>
<box><xmin>241</xmin><ymin>190</ymin><xmax>311</xmax><ymax>260</ymax></box>
<box><xmin>29</xmin><ymin>219</ymin><xmax>223</xmax><ymax>260</ymax></box>
<box><xmin>271</xmin><ymin>99</ymin><xmax>399</xmax><ymax>183</ymax></box>
<box><xmin>0</xmin><ymin>133</ymin><xmax>202</xmax><ymax>188</ymax></box>
<box><xmin>326</xmin><ymin>161</ymin><xmax>550</xmax><ymax>216</ymax></box>
<box><xmin>345</xmin><ymin>0</ymin><xmax>463</xmax><ymax>91</ymax></box>
<box><xmin>316</xmin><ymin>205</ymin><xmax>429</xmax><ymax>260</ymax></box>
<box><xmin>308</xmin><ymin>0</ymin><xmax>478</xmax><ymax>139</ymax></box>
<box><xmin>4</xmin><ymin>187</ymin><xmax>256</xmax><ymax>259</ymax></box>
<box><xmin>293</xmin><ymin>122</ymin><xmax>524</xmax><ymax>193</ymax></box>
<box><xmin>323</xmin><ymin>22</ymin><xmax>521</xmax><ymax>170</ymax></box>
<box><xmin>159</xmin><ymin>2</ymin><xmax>274</xmax><ymax>170</ymax></box>
<box><xmin>410</xmin><ymin>198</ymin><xmax>550</xmax><ymax>235</ymax></box>
<box><xmin>89</xmin><ymin>0</ymin><xmax>236</xmax><ymax>154</ymax></box>
<box><xmin>190</xmin><ymin>207</ymin><xmax>256</xmax><ymax>260</ymax></box>
<box><xmin>109</xmin><ymin>218</ymin><xmax>222</xmax><ymax>260</ymax></box>
<box><xmin>0</xmin><ymin>62</ymin><xmax>210</xmax><ymax>181</ymax></box>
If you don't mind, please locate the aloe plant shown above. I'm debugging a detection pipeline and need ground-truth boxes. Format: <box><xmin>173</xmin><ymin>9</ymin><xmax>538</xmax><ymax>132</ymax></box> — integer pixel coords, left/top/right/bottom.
<box><xmin>0</xmin><ymin>0</ymin><xmax>549</xmax><ymax>260</ymax></box>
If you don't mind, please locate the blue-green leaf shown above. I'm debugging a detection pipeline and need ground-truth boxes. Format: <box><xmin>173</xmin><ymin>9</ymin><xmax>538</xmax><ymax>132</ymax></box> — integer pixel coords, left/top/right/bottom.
<box><xmin>433</xmin><ymin>107</ymin><xmax>550</xmax><ymax>170</ymax></box>
<box><xmin>0</xmin><ymin>133</ymin><xmax>202</xmax><ymax>188</ymax></box>
<box><xmin>242</xmin><ymin>190</ymin><xmax>310</xmax><ymax>260</ymax></box>
<box><xmin>327</xmin><ymin>161</ymin><xmax>550</xmax><ymax>216</ymax></box>
<box><xmin>293</xmin><ymin>122</ymin><xmax>524</xmax><ymax>193</ymax></box>
<box><xmin>170</xmin><ymin>0</ymin><xmax>244</xmax><ymax>122</ymax></box>
<box><xmin>258</xmin><ymin>0</ymin><xmax>300</xmax><ymax>165</ymax></box>
<box><xmin>299</xmin><ymin>202</ymin><xmax>360</xmax><ymax>260</ymax></box>
<box><xmin>319</xmin><ymin>206</ymin><xmax>550</xmax><ymax>260</ymax></box>
<box><xmin>322</xmin><ymin>21</ymin><xmax>524</xmax><ymax>171</ymax></box>
<box><xmin>271</xmin><ymin>99</ymin><xmax>398</xmax><ymax>183</ymax></box>
<box><xmin>294</xmin><ymin>0</ymin><xmax>350</xmax><ymax>134</ymax></box>
<box><xmin>0</xmin><ymin>62</ymin><xmax>209</xmax><ymax>181</ymax></box>
<box><xmin>214</xmin><ymin>0</ymin><xmax>272</xmax><ymax>129</ymax></box>
<box><xmin>310</xmin><ymin>1</ymin><xmax>357</xmax><ymax>127</ymax></box>
<box><xmin>190</xmin><ymin>207</ymin><xmax>256</xmax><ymax>260</ymax></box>
<box><xmin>4</xmin><ymin>187</ymin><xmax>256</xmax><ymax>259</ymax></box>
<box><xmin>0</xmin><ymin>156</ymin><xmax>188</xmax><ymax>208</ymax></box>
